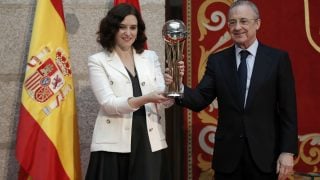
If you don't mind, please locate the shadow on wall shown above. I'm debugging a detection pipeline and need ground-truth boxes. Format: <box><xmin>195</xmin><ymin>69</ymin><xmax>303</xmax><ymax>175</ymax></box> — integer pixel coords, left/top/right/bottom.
<box><xmin>6</xmin><ymin>1</ymin><xmax>37</xmax><ymax>179</ymax></box>
<box><xmin>75</xmin><ymin>82</ymin><xmax>99</xmax><ymax>175</ymax></box>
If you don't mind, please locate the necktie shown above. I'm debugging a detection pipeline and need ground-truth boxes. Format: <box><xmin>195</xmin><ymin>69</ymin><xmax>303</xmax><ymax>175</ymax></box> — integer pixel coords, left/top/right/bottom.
<box><xmin>238</xmin><ymin>50</ymin><xmax>249</xmax><ymax>107</ymax></box>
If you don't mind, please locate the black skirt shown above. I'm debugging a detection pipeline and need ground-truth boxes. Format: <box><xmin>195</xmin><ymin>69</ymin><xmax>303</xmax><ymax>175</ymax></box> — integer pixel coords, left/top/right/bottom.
<box><xmin>85</xmin><ymin>69</ymin><xmax>170</xmax><ymax>180</ymax></box>
<box><xmin>85</xmin><ymin>114</ymin><xmax>169</xmax><ymax>180</ymax></box>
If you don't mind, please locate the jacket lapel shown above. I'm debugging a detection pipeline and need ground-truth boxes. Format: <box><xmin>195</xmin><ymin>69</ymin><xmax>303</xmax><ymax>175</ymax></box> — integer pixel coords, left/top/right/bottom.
<box><xmin>134</xmin><ymin>52</ymin><xmax>148</xmax><ymax>79</ymax></box>
<box><xmin>245</xmin><ymin>44</ymin><xmax>272</xmax><ymax>110</ymax></box>
<box><xmin>220</xmin><ymin>46</ymin><xmax>242</xmax><ymax>109</ymax></box>
<box><xmin>134</xmin><ymin>51</ymin><xmax>152</xmax><ymax>96</ymax></box>
<box><xmin>107</xmin><ymin>51</ymin><xmax>130</xmax><ymax>80</ymax></box>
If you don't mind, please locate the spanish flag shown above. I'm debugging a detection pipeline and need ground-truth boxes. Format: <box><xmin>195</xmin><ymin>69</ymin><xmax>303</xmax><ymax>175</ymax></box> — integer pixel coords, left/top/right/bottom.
<box><xmin>16</xmin><ymin>0</ymin><xmax>81</xmax><ymax>179</ymax></box>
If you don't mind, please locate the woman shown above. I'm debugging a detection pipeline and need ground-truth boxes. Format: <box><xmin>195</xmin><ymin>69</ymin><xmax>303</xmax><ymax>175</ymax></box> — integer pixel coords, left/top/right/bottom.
<box><xmin>85</xmin><ymin>3</ymin><xmax>173</xmax><ymax>180</ymax></box>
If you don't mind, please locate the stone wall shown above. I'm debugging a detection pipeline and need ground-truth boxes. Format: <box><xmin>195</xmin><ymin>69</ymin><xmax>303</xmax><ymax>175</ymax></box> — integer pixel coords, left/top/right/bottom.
<box><xmin>0</xmin><ymin>0</ymin><xmax>165</xmax><ymax>179</ymax></box>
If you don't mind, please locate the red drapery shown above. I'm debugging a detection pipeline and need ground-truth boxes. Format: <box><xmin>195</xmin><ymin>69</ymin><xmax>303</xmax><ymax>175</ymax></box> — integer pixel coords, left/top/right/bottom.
<box><xmin>183</xmin><ymin>0</ymin><xmax>320</xmax><ymax>179</ymax></box>
<box><xmin>114</xmin><ymin>0</ymin><xmax>141</xmax><ymax>11</ymax></box>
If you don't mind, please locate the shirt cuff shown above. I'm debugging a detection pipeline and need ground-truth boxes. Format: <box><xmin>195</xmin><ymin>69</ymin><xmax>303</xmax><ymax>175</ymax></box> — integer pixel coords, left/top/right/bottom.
<box><xmin>179</xmin><ymin>84</ymin><xmax>184</xmax><ymax>93</ymax></box>
<box><xmin>281</xmin><ymin>152</ymin><xmax>294</xmax><ymax>156</ymax></box>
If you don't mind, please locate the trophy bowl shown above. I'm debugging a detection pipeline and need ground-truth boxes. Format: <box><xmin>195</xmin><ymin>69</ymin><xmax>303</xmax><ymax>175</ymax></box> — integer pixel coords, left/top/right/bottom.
<box><xmin>162</xmin><ymin>20</ymin><xmax>187</xmax><ymax>97</ymax></box>
<box><xmin>162</xmin><ymin>20</ymin><xmax>187</xmax><ymax>44</ymax></box>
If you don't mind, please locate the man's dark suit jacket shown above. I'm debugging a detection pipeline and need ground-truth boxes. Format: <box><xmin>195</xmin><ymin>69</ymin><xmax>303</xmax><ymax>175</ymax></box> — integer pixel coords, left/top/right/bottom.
<box><xmin>178</xmin><ymin>43</ymin><xmax>298</xmax><ymax>173</ymax></box>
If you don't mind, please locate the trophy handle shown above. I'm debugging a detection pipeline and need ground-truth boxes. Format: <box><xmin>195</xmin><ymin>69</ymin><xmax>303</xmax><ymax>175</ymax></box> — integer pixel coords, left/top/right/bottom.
<box><xmin>165</xmin><ymin>41</ymin><xmax>185</xmax><ymax>97</ymax></box>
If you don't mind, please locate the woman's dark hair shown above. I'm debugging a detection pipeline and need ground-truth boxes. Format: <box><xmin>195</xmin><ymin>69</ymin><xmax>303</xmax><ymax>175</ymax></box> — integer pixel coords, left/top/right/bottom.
<box><xmin>97</xmin><ymin>3</ymin><xmax>147</xmax><ymax>53</ymax></box>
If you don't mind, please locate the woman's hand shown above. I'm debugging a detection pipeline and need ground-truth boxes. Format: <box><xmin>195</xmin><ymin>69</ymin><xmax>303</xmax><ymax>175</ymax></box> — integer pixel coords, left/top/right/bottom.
<box><xmin>145</xmin><ymin>91</ymin><xmax>170</xmax><ymax>103</ymax></box>
<box><xmin>128</xmin><ymin>91</ymin><xmax>171</xmax><ymax>108</ymax></box>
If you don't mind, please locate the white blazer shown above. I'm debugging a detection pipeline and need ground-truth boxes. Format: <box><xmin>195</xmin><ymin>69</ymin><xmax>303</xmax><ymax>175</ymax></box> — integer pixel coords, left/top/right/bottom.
<box><xmin>88</xmin><ymin>49</ymin><xmax>171</xmax><ymax>152</ymax></box>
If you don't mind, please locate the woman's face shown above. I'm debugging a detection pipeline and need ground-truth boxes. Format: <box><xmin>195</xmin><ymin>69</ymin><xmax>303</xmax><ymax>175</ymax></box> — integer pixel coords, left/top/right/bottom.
<box><xmin>115</xmin><ymin>15</ymin><xmax>138</xmax><ymax>51</ymax></box>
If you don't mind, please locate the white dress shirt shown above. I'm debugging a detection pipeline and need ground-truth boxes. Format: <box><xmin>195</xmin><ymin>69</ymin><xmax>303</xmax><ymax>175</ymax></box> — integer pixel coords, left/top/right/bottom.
<box><xmin>235</xmin><ymin>39</ymin><xmax>259</xmax><ymax>106</ymax></box>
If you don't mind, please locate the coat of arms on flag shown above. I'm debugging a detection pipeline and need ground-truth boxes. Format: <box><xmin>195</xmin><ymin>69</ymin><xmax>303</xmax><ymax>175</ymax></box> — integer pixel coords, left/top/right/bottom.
<box><xmin>25</xmin><ymin>47</ymin><xmax>69</xmax><ymax>101</ymax></box>
<box><xmin>24</xmin><ymin>47</ymin><xmax>73</xmax><ymax>115</ymax></box>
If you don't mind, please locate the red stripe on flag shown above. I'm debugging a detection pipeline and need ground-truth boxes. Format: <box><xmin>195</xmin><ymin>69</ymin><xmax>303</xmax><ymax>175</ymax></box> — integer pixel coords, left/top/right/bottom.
<box><xmin>50</xmin><ymin>0</ymin><xmax>66</xmax><ymax>27</ymax></box>
<box><xmin>16</xmin><ymin>105</ymin><xmax>69</xmax><ymax>180</ymax></box>
<box><xmin>25</xmin><ymin>73</ymin><xmax>42</xmax><ymax>91</ymax></box>
<box><xmin>114</xmin><ymin>0</ymin><xmax>141</xmax><ymax>11</ymax></box>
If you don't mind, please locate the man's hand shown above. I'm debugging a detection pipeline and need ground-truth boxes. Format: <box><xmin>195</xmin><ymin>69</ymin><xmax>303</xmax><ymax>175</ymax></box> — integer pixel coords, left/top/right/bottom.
<box><xmin>277</xmin><ymin>153</ymin><xmax>294</xmax><ymax>180</ymax></box>
<box><xmin>164</xmin><ymin>60</ymin><xmax>185</xmax><ymax>85</ymax></box>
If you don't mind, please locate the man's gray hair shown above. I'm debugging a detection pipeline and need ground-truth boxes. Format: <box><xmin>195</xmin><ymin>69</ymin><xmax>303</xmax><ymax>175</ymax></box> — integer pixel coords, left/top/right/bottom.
<box><xmin>228</xmin><ymin>0</ymin><xmax>260</xmax><ymax>19</ymax></box>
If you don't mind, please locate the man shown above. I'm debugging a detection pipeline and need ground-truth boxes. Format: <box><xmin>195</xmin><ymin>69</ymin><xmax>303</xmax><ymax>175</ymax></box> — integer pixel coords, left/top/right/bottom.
<box><xmin>166</xmin><ymin>1</ymin><xmax>298</xmax><ymax>179</ymax></box>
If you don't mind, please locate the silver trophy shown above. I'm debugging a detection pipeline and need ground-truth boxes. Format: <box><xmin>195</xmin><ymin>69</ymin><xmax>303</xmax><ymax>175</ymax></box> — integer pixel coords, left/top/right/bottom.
<box><xmin>162</xmin><ymin>19</ymin><xmax>187</xmax><ymax>97</ymax></box>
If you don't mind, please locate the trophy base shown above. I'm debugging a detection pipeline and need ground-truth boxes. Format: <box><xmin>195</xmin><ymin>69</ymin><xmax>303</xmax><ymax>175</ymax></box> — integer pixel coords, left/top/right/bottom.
<box><xmin>165</xmin><ymin>92</ymin><xmax>183</xmax><ymax>98</ymax></box>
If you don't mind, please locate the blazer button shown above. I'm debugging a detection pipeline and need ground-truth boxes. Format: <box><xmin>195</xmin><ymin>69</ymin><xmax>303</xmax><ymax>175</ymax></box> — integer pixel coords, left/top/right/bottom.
<box><xmin>109</xmin><ymin>81</ymin><xmax>113</xmax><ymax>85</ymax></box>
<box><xmin>141</xmin><ymin>82</ymin><xmax>145</xmax><ymax>86</ymax></box>
<box><xmin>106</xmin><ymin>119</ymin><xmax>111</xmax><ymax>124</ymax></box>
<box><xmin>149</xmin><ymin>128</ymin><xmax>153</xmax><ymax>132</ymax></box>
<box><xmin>239</xmin><ymin>134</ymin><xmax>244</xmax><ymax>139</ymax></box>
